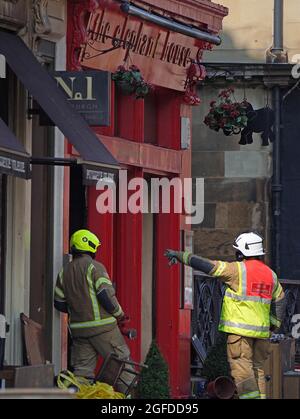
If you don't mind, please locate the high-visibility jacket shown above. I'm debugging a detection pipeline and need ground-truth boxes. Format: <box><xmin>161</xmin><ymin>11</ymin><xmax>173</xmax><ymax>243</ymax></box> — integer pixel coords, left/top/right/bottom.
<box><xmin>219</xmin><ymin>260</ymin><xmax>281</xmax><ymax>338</ymax></box>
<box><xmin>54</xmin><ymin>254</ymin><xmax>124</xmax><ymax>338</ymax></box>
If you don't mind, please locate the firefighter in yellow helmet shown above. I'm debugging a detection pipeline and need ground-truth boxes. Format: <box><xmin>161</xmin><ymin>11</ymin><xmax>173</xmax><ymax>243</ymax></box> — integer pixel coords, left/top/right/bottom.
<box><xmin>54</xmin><ymin>229</ymin><xmax>133</xmax><ymax>394</ymax></box>
<box><xmin>165</xmin><ymin>232</ymin><xmax>286</xmax><ymax>400</ymax></box>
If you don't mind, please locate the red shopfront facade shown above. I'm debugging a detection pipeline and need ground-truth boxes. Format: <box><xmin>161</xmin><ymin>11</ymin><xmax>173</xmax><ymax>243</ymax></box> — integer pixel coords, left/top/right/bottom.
<box><xmin>66</xmin><ymin>0</ymin><xmax>227</xmax><ymax>398</ymax></box>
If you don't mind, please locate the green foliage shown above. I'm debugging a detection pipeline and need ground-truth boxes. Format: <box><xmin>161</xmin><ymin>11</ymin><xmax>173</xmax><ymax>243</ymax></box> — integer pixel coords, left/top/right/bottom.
<box><xmin>201</xmin><ymin>334</ymin><xmax>230</xmax><ymax>382</ymax></box>
<box><xmin>112</xmin><ymin>65</ymin><xmax>153</xmax><ymax>99</ymax></box>
<box><xmin>137</xmin><ymin>341</ymin><xmax>170</xmax><ymax>399</ymax></box>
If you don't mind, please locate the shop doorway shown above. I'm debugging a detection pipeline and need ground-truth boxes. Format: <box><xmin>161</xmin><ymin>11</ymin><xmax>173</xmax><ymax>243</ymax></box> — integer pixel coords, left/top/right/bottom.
<box><xmin>69</xmin><ymin>165</ymin><xmax>87</xmax><ymax>236</ymax></box>
<box><xmin>141</xmin><ymin>186</ymin><xmax>155</xmax><ymax>362</ymax></box>
<box><xmin>29</xmin><ymin>113</ymin><xmax>54</xmax><ymax>361</ymax></box>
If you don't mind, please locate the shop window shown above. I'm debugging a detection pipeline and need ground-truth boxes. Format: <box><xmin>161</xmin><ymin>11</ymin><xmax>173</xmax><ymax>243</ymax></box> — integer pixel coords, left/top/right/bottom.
<box><xmin>0</xmin><ymin>73</ymin><xmax>8</xmax><ymax>124</ymax></box>
<box><xmin>0</xmin><ymin>70</ymin><xmax>7</xmax><ymax>313</ymax></box>
<box><xmin>157</xmin><ymin>89</ymin><xmax>181</xmax><ymax>150</ymax></box>
<box><xmin>144</xmin><ymin>92</ymin><xmax>158</xmax><ymax>145</ymax></box>
<box><xmin>0</xmin><ymin>175</ymin><xmax>6</xmax><ymax>313</ymax></box>
<box><xmin>114</xmin><ymin>84</ymin><xmax>144</xmax><ymax>142</ymax></box>
<box><xmin>114</xmin><ymin>87</ymin><xmax>138</xmax><ymax>140</ymax></box>
<box><xmin>114</xmin><ymin>84</ymin><xmax>180</xmax><ymax>147</ymax></box>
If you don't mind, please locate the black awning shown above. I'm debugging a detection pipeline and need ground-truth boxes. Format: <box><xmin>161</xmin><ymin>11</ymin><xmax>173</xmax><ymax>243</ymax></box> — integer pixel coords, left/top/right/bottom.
<box><xmin>0</xmin><ymin>117</ymin><xmax>30</xmax><ymax>178</ymax></box>
<box><xmin>0</xmin><ymin>31</ymin><xmax>118</xmax><ymax>170</ymax></box>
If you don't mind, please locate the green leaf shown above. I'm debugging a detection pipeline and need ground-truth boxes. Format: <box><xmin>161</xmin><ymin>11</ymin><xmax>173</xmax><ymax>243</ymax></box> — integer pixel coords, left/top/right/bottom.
<box><xmin>137</xmin><ymin>341</ymin><xmax>170</xmax><ymax>399</ymax></box>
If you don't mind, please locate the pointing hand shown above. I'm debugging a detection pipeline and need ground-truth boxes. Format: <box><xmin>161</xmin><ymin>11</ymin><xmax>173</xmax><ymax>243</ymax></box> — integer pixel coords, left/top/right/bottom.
<box><xmin>164</xmin><ymin>249</ymin><xmax>179</xmax><ymax>266</ymax></box>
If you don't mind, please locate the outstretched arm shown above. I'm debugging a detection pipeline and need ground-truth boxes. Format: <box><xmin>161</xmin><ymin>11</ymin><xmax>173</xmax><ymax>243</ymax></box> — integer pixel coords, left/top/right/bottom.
<box><xmin>165</xmin><ymin>250</ymin><xmax>215</xmax><ymax>274</ymax></box>
<box><xmin>165</xmin><ymin>250</ymin><xmax>240</xmax><ymax>292</ymax></box>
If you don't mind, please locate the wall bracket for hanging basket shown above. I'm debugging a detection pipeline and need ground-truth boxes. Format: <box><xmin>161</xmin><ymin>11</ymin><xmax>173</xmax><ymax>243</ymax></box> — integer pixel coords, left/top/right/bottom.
<box><xmin>239</xmin><ymin>104</ymin><xmax>275</xmax><ymax>146</ymax></box>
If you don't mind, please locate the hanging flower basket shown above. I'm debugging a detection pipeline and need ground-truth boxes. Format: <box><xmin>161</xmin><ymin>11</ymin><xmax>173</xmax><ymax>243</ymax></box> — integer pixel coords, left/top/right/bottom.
<box><xmin>112</xmin><ymin>65</ymin><xmax>154</xmax><ymax>99</ymax></box>
<box><xmin>204</xmin><ymin>88</ymin><xmax>249</xmax><ymax>136</ymax></box>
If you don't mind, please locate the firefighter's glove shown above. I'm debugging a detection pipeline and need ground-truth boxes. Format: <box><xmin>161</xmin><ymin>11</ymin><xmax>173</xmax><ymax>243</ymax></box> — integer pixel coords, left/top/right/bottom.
<box><xmin>117</xmin><ymin>315</ymin><xmax>130</xmax><ymax>327</ymax></box>
<box><xmin>164</xmin><ymin>249</ymin><xmax>180</xmax><ymax>266</ymax></box>
<box><xmin>121</xmin><ymin>328</ymin><xmax>137</xmax><ymax>340</ymax></box>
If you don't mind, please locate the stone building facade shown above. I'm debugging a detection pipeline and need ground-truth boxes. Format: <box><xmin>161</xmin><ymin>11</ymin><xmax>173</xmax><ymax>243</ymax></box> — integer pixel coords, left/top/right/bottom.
<box><xmin>192</xmin><ymin>0</ymin><xmax>300</xmax><ymax>267</ymax></box>
<box><xmin>192</xmin><ymin>83</ymin><xmax>272</xmax><ymax>261</ymax></box>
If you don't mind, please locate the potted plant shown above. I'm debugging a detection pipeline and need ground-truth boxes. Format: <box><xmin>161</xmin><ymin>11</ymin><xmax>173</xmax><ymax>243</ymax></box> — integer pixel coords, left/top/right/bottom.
<box><xmin>112</xmin><ymin>65</ymin><xmax>154</xmax><ymax>99</ymax></box>
<box><xmin>204</xmin><ymin>88</ymin><xmax>249</xmax><ymax>136</ymax></box>
<box><xmin>137</xmin><ymin>340</ymin><xmax>170</xmax><ymax>399</ymax></box>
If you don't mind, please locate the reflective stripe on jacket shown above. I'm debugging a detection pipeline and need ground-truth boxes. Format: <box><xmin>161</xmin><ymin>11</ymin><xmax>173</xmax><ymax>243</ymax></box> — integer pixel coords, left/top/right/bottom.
<box><xmin>54</xmin><ymin>255</ymin><xmax>121</xmax><ymax>338</ymax></box>
<box><xmin>219</xmin><ymin>260</ymin><xmax>276</xmax><ymax>338</ymax></box>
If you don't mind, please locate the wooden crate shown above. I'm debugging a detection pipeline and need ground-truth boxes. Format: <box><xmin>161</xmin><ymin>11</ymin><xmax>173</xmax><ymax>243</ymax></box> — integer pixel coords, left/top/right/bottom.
<box><xmin>283</xmin><ymin>371</ymin><xmax>300</xmax><ymax>399</ymax></box>
<box><xmin>0</xmin><ymin>364</ymin><xmax>54</xmax><ymax>388</ymax></box>
<box><xmin>264</xmin><ymin>339</ymin><xmax>296</xmax><ymax>399</ymax></box>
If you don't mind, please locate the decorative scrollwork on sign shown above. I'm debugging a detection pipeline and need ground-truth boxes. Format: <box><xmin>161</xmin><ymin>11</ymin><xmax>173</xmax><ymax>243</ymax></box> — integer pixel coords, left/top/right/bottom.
<box><xmin>70</xmin><ymin>0</ymin><xmax>99</xmax><ymax>70</ymax></box>
<box><xmin>32</xmin><ymin>0</ymin><xmax>51</xmax><ymax>35</ymax></box>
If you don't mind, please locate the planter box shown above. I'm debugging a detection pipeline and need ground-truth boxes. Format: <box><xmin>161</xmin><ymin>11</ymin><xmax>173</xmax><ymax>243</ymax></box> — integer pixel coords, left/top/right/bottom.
<box><xmin>264</xmin><ymin>338</ymin><xmax>296</xmax><ymax>399</ymax></box>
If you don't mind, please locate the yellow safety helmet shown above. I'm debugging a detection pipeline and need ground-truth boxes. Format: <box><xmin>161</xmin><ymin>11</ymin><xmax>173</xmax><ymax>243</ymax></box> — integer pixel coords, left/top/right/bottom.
<box><xmin>70</xmin><ymin>229</ymin><xmax>101</xmax><ymax>254</ymax></box>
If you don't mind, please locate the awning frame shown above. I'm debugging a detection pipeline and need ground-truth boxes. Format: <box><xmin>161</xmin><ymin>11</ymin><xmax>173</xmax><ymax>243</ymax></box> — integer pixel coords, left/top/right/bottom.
<box><xmin>119</xmin><ymin>1</ymin><xmax>222</xmax><ymax>45</ymax></box>
<box><xmin>30</xmin><ymin>157</ymin><xmax>78</xmax><ymax>167</ymax></box>
<box><xmin>0</xmin><ymin>31</ymin><xmax>119</xmax><ymax>171</ymax></box>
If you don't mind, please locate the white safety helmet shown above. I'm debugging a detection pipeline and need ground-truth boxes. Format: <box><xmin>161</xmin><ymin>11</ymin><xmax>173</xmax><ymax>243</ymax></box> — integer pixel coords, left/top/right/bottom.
<box><xmin>233</xmin><ymin>232</ymin><xmax>265</xmax><ymax>257</ymax></box>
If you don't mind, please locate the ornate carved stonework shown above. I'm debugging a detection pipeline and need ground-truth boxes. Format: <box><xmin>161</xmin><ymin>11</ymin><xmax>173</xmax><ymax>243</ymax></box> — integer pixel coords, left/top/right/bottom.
<box><xmin>0</xmin><ymin>0</ymin><xmax>27</xmax><ymax>30</ymax></box>
<box><xmin>32</xmin><ymin>0</ymin><xmax>51</xmax><ymax>34</ymax></box>
<box><xmin>70</xmin><ymin>0</ymin><xmax>99</xmax><ymax>70</ymax></box>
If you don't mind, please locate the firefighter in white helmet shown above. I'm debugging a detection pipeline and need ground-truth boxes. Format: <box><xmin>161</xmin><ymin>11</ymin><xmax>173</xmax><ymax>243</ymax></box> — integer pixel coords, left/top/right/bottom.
<box><xmin>165</xmin><ymin>232</ymin><xmax>286</xmax><ymax>400</ymax></box>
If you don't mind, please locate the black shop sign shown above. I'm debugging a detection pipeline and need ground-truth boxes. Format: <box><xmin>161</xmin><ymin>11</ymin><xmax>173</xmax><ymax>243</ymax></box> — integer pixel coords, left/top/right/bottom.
<box><xmin>54</xmin><ymin>71</ymin><xmax>110</xmax><ymax>127</ymax></box>
<box><xmin>82</xmin><ymin>164</ymin><xmax>118</xmax><ymax>186</ymax></box>
<box><xmin>0</xmin><ymin>151</ymin><xmax>31</xmax><ymax>179</ymax></box>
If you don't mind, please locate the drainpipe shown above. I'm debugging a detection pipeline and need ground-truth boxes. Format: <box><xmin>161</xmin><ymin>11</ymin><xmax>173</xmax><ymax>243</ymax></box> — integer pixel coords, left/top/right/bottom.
<box><xmin>272</xmin><ymin>0</ymin><xmax>284</xmax><ymax>58</ymax></box>
<box><xmin>271</xmin><ymin>0</ymin><xmax>285</xmax><ymax>275</ymax></box>
<box><xmin>272</xmin><ymin>88</ymin><xmax>282</xmax><ymax>275</ymax></box>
